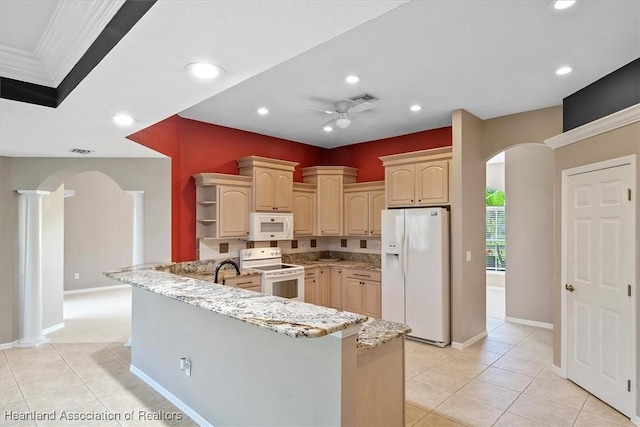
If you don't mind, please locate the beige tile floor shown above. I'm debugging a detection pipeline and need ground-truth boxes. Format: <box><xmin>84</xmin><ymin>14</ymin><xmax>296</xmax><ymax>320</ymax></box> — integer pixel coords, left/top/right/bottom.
<box><xmin>1</xmin><ymin>287</ymin><xmax>633</xmax><ymax>427</ymax></box>
<box><xmin>405</xmin><ymin>318</ymin><xmax>635</xmax><ymax>427</ymax></box>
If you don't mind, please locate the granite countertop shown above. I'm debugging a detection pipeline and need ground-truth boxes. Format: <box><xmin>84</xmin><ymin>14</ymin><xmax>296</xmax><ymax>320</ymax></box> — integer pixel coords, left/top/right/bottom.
<box><xmin>356</xmin><ymin>319</ymin><xmax>411</xmax><ymax>354</ymax></box>
<box><xmin>105</xmin><ymin>266</ymin><xmax>368</xmax><ymax>339</ymax></box>
<box><xmin>293</xmin><ymin>260</ymin><xmax>381</xmax><ymax>271</ymax></box>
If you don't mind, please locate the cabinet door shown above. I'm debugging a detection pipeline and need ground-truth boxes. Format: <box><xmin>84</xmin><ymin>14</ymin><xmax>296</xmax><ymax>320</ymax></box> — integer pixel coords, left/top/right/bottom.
<box><xmin>304</xmin><ymin>268</ymin><xmax>317</xmax><ymax>304</ymax></box>
<box><xmin>318</xmin><ymin>176</ymin><xmax>342</xmax><ymax>235</ymax></box>
<box><xmin>369</xmin><ymin>190</ymin><xmax>385</xmax><ymax>236</ymax></box>
<box><xmin>218</xmin><ymin>185</ymin><xmax>250</xmax><ymax>237</ymax></box>
<box><xmin>329</xmin><ymin>268</ymin><xmax>342</xmax><ymax>309</ymax></box>
<box><xmin>363</xmin><ymin>280</ymin><xmax>381</xmax><ymax>319</ymax></box>
<box><xmin>254</xmin><ymin>167</ymin><xmax>276</xmax><ymax>212</ymax></box>
<box><xmin>318</xmin><ymin>268</ymin><xmax>331</xmax><ymax>307</ymax></box>
<box><xmin>416</xmin><ymin>160</ymin><xmax>449</xmax><ymax>205</ymax></box>
<box><xmin>274</xmin><ymin>171</ymin><xmax>293</xmax><ymax>211</ymax></box>
<box><xmin>343</xmin><ymin>277</ymin><xmax>364</xmax><ymax>314</ymax></box>
<box><xmin>386</xmin><ymin>164</ymin><xmax>416</xmax><ymax>206</ymax></box>
<box><xmin>292</xmin><ymin>191</ymin><xmax>315</xmax><ymax>235</ymax></box>
<box><xmin>344</xmin><ymin>191</ymin><xmax>368</xmax><ymax>236</ymax></box>
<box><xmin>225</xmin><ymin>275</ymin><xmax>262</xmax><ymax>292</ymax></box>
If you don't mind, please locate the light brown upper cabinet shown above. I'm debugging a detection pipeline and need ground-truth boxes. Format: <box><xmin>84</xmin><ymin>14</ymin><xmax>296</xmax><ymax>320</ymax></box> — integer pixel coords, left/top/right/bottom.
<box><xmin>193</xmin><ymin>173</ymin><xmax>252</xmax><ymax>240</ymax></box>
<box><xmin>344</xmin><ymin>181</ymin><xmax>385</xmax><ymax>236</ymax></box>
<box><xmin>380</xmin><ymin>147</ymin><xmax>452</xmax><ymax>208</ymax></box>
<box><xmin>237</xmin><ymin>156</ymin><xmax>298</xmax><ymax>212</ymax></box>
<box><xmin>292</xmin><ymin>183</ymin><xmax>316</xmax><ymax>236</ymax></box>
<box><xmin>302</xmin><ymin>166</ymin><xmax>358</xmax><ymax>236</ymax></box>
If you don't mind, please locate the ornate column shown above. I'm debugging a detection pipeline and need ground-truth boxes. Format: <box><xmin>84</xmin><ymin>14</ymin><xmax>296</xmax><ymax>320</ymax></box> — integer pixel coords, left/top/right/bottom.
<box><xmin>17</xmin><ymin>190</ymin><xmax>50</xmax><ymax>347</ymax></box>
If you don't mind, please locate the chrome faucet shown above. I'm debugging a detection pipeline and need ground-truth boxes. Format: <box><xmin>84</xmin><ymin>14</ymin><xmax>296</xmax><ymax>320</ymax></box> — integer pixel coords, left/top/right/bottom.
<box><xmin>214</xmin><ymin>260</ymin><xmax>241</xmax><ymax>284</ymax></box>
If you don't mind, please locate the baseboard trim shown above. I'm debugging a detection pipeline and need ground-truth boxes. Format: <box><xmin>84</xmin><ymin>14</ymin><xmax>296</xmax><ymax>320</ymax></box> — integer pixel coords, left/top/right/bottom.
<box><xmin>130</xmin><ymin>365</ymin><xmax>212</xmax><ymax>427</ymax></box>
<box><xmin>64</xmin><ymin>284</ymin><xmax>130</xmax><ymax>295</ymax></box>
<box><xmin>43</xmin><ymin>322</ymin><xmax>65</xmax><ymax>335</ymax></box>
<box><xmin>632</xmin><ymin>414</ymin><xmax>640</xmax><ymax>427</ymax></box>
<box><xmin>452</xmin><ymin>330</ymin><xmax>487</xmax><ymax>350</ymax></box>
<box><xmin>505</xmin><ymin>316</ymin><xmax>553</xmax><ymax>330</ymax></box>
<box><xmin>550</xmin><ymin>363</ymin><xmax>565</xmax><ymax>378</ymax></box>
<box><xmin>0</xmin><ymin>340</ymin><xmax>19</xmax><ymax>350</ymax></box>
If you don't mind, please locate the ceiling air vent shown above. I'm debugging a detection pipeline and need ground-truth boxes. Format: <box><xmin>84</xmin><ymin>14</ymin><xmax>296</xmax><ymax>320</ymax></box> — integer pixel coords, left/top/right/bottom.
<box><xmin>350</xmin><ymin>93</ymin><xmax>378</xmax><ymax>103</ymax></box>
<box><xmin>69</xmin><ymin>148</ymin><xmax>94</xmax><ymax>155</ymax></box>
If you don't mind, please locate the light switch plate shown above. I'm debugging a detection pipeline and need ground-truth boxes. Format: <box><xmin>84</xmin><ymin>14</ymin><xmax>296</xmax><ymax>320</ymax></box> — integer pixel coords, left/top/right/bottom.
<box><xmin>466</xmin><ymin>251</ymin><xmax>471</xmax><ymax>261</ymax></box>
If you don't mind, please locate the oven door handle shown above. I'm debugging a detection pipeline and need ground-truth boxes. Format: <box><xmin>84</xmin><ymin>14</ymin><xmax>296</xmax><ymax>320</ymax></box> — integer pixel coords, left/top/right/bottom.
<box><xmin>265</xmin><ymin>270</ymin><xmax>303</xmax><ymax>279</ymax></box>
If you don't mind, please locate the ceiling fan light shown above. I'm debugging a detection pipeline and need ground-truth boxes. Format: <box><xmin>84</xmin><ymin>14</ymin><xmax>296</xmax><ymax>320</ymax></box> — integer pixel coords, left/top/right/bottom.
<box><xmin>186</xmin><ymin>62</ymin><xmax>224</xmax><ymax>79</ymax></box>
<box><xmin>323</xmin><ymin>126</ymin><xmax>333</xmax><ymax>132</ymax></box>
<box><xmin>553</xmin><ymin>0</ymin><xmax>576</xmax><ymax>10</ymax></box>
<box><xmin>336</xmin><ymin>117</ymin><xmax>351</xmax><ymax>129</ymax></box>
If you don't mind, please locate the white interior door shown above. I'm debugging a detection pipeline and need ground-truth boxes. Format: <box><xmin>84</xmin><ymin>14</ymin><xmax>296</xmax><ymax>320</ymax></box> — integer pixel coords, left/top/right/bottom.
<box><xmin>566</xmin><ymin>163</ymin><xmax>634</xmax><ymax>417</ymax></box>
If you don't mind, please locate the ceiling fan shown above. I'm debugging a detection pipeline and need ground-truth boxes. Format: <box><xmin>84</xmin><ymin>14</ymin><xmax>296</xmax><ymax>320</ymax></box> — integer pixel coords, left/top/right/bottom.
<box><xmin>308</xmin><ymin>99</ymin><xmax>375</xmax><ymax>129</ymax></box>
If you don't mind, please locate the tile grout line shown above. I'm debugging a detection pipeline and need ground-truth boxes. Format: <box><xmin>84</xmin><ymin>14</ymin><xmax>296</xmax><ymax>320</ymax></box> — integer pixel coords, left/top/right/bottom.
<box><xmin>49</xmin><ymin>343</ymin><xmax>127</xmax><ymax>427</ymax></box>
<box><xmin>1</xmin><ymin>348</ymin><xmax>37</xmax><ymax>427</ymax></box>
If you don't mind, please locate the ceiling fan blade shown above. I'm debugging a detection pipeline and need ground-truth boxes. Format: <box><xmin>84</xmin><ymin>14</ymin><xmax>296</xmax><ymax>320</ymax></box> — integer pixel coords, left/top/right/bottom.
<box><xmin>319</xmin><ymin>117</ymin><xmax>337</xmax><ymax>128</ymax></box>
<box><xmin>347</xmin><ymin>101</ymin><xmax>374</xmax><ymax>115</ymax></box>
<box><xmin>307</xmin><ymin>107</ymin><xmax>335</xmax><ymax>115</ymax></box>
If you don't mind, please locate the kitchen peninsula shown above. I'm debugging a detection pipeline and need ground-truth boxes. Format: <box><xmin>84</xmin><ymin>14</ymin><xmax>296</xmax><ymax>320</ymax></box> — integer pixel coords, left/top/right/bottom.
<box><xmin>106</xmin><ymin>261</ymin><xmax>410</xmax><ymax>427</ymax></box>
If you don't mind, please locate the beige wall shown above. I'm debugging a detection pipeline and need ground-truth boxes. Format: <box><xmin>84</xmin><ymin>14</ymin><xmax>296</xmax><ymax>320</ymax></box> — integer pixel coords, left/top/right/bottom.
<box><xmin>42</xmin><ymin>185</ymin><xmax>64</xmax><ymax>329</ymax></box>
<box><xmin>64</xmin><ymin>171</ymin><xmax>133</xmax><ymax>291</ymax></box>
<box><xmin>0</xmin><ymin>157</ymin><xmax>19</xmax><ymax>344</ymax></box>
<box><xmin>451</xmin><ymin>109</ymin><xmax>487</xmax><ymax>344</ymax></box>
<box><xmin>1</xmin><ymin>157</ymin><xmax>170</xmax><ymax>345</ymax></box>
<box><xmin>449</xmin><ymin>106</ymin><xmax>562</xmax><ymax>346</ymax></box>
<box><xmin>552</xmin><ymin>122</ymin><xmax>640</xmax><ymax>383</ymax></box>
<box><xmin>505</xmin><ymin>144</ymin><xmax>554</xmax><ymax>325</ymax></box>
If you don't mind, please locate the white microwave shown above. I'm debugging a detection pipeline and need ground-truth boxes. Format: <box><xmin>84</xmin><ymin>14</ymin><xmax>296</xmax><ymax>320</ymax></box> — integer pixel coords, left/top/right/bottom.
<box><xmin>249</xmin><ymin>212</ymin><xmax>294</xmax><ymax>241</ymax></box>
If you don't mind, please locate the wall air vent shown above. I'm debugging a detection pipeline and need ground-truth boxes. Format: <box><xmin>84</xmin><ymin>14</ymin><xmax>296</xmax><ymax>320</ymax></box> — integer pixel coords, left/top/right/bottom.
<box><xmin>350</xmin><ymin>93</ymin><xmax>378</xmax><ymax>103</ymax></box>
<box><xmin>69</xmin><ymin>148</ymin><xmax>94</xmax><ymax>155</ymax></box>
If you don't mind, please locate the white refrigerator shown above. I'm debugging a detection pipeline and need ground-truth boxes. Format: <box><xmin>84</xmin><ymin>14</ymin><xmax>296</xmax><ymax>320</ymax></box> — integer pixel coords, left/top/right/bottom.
<box><xmin>381</xmin><ymin>208</ymin><xmax>450</xmax><ymax>346</ymax></box>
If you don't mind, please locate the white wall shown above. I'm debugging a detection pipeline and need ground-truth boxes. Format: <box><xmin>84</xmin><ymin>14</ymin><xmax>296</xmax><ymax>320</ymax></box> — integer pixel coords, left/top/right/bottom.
<box><xmin>64</xmin><ymin>171</ymin><xmax>133</xmax><ymax>291</ymax></box>
<box><xmin>486</xmin><ymin>162</ymin><xmax>505</xmax><ymax>192</ymax></box>
<box><xmin>505</xmin><ymin>144</ymin><xmax>554</xmax><ymax>324</ymax></box>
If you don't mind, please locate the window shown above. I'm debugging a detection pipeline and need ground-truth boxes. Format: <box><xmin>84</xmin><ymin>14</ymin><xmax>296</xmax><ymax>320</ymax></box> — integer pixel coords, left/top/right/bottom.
<box><xmin>486</xmin><ymin>206</ymin><xmax>505</xmax><ymax>271</ymax></box>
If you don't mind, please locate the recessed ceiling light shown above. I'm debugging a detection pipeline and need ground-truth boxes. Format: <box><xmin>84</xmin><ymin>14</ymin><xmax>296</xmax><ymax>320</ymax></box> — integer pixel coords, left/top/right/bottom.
<box><xmin>410</xmin><ymin>105</ymin><xmax>422</xmax><ymax>112</ymax></box>
<box><xmin>186</xmin><ymin>62</ymin><xmax>224</xmax><ymax>79</ymax></box>
<box><xmin>553</xmin><ymin>0</ymin><xmax>577</xmax><ymax>10</ymax></box>
<box><xmin>556</xmin><ymin>66</ymin><xmax>573</xmax><ymax>75</ymax></box>
<box><xmin>257</xmin><ymin>108</ymin><xmax>269</xmax><ymax>115</ymax></box>
<box><xmin>345</xmin><ymin>75</ymin><xmax>361</xmax><ymax>84</ymax></box>
<box><xmin>323</xmin><ymin>126</ymin><xmax>333</xmax><ymax>132</ymax></box>
<box><xmin>113</xmin><ymin>114</ymin><xmax>136</xmax><ymax>126</ymax></box>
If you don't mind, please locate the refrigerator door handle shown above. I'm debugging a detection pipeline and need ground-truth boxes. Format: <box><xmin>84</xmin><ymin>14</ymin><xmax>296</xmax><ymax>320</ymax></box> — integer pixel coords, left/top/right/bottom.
<box><xmin>402</xmin><ymin>232</ymin><xmax>408</xmax><ymax>279</ymax></box>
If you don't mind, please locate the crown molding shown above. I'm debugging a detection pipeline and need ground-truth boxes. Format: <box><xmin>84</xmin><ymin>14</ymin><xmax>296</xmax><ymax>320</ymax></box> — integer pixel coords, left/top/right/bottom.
<box><xmin>36</xmin><ymin>0</ymin><xmax>125</xmax><ymax>87</ymax></box>
<box><xmin>0</xmin><ymin>0</ymin><xmax>124</xmax><ymax>87</ymax></box>
<box><xmin>0</xmin><ymin>45</ymin><xmax>53</xmax><ymax>86</ymax></box>
<box><xmin>545</xmin><ymin>103</ymin><xmax>640</xmax><ymax>149</ymax></box>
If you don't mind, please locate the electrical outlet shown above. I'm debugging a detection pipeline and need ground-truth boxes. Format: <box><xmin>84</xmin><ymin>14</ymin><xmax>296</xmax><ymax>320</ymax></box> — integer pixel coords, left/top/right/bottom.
<box><xmin>291</xmin><ymin>240</ymin><xmax>298</xmax><ymax>249</ymax></box>
<box><xmin>466</xmin><ymin>251</ymin><xmax>472</xmax><ymax>262</ymax></box>
<box><xmin>219</xmin><ymin>243</ymin><xmax>229</xmax><ymax>253</ymax></box>
<box><xmin>74</xmin><ymin>273</ymin><xmax>79</xmax><ymax>279</ymax></box>
<box><xmin>270</xmin><ymin>241</ymin><xmax>278</xmax><ymax>247</ymax></box>
<box><xmin>310</xmin><ymin>239</ymin><xmax>316</xmax><ymax>248</ymax></box>
<box><xmin>341</xmin><ymin>239</ymin><xmax>347</xmax><ymax>248</ymax></box>
<box><xmin>246</xmin><ymin>241</ymin><xmax>255</xmax><ymax>249</ymax></box>
<box><xmin>180</xmin><ymin>357</ymin><xmax>191</xmax><ymax>377</ymax></box>
<box><xmin>360</xmin><ymin>240</ymin><xmax>367</xmax><ymax>249</ymax></box>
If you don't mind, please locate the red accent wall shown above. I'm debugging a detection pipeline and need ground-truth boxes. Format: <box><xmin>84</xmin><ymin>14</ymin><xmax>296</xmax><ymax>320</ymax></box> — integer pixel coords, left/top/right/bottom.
<box><xmin>324</xmin><ymin>126</ymin><xmax>452</xmax><ymax>182</ymax></box>
<box><xmin>129</xmin><ymin>116</ymin><xmax>451</xmax><ymax>261</ymax></box>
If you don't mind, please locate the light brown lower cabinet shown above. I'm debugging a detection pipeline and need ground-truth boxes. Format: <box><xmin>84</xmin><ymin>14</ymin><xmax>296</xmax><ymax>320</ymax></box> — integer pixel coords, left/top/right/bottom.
<box><xmin>343</xmin><ymin>269</ymin><xmax>381</xmax><ymax>318</ymax></box>
<box><xmin>329</xmin><ymin>268</ymin><xmax>342</xmax><ymax>309</ymax></box>
<box><xmin>224</xmin><ymin>275</ymin><xmax>262</xmax><ymax>293</ymax></box>
<box><xmin>304</xmin><ymin>267</ymin><xmax>318</xmax><ymax>304</ymax></box>
<box><xmin>318</xmin><ymin>268</ymin><xmax>331</xmax><ymax>307</ymax></box>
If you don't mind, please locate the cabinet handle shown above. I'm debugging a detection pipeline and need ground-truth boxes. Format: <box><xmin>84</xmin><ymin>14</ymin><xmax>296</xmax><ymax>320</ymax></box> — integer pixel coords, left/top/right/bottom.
<box><xmin>410</xmin><ymin>199</ymin><xmax>414</xmax><ymax>202</ymax></box>
<box><xmin>235</xmin><ymin>281</ymin><xmax>253</xmax><ymax>286</ymax></box>
<box><xmin>352</xmin><ymin>273</ymin><xmax>370</xmax><ymax>277</ymax></box>
<box><xmin>418</xmin><ymin>199</ymin><xmax>422</xmax><ymax>202</ymax></box>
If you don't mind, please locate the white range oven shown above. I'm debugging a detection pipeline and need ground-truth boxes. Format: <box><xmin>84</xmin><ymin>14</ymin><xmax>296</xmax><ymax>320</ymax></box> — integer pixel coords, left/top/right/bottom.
<box><xmin>239</xmin><ymin>248</ymin><xmax>304</xmax><ymax>301</ymax></box>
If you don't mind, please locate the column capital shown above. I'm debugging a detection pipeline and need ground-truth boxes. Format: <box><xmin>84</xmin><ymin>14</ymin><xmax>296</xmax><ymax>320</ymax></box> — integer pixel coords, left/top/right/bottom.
<box><xmin>126</xmin><ymin>190</ymin><xmax>145</xmax><ymax>196</ymax></box>
<box><xmin>17</xmin><ymin>190</ymin><xmax>50</xmax><ymax>197</ymax></box>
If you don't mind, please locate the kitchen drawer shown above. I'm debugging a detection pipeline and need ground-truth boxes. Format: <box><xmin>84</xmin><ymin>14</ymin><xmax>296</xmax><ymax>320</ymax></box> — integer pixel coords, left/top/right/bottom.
<box><xmin>344</xmin><ymin>268</ymin><xmax>380</xmax><ymax>282</ymax></box>
<box><xmin>225</xmin><ymin>275</ymin><xmax>262</xmax><ymax>291</ymax></box>
<box><xmin>305</xmin><ymin>266</ymin><xmax>318</xmax><ymax>279</ymax></box>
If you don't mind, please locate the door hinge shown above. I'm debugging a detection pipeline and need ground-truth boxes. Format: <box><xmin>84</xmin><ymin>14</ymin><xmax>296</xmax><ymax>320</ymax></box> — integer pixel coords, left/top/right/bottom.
<box><xmin>629</xmin><ymin>285</ymin><xmax>632</xmax><ymax>297</ymax></box>
<box><xmin>628</xmin><ymin>188</ymin><xmax>632</xmax><ymax>201</ymax></box>
<box><xmin>628</xmin><ymin>379</ymin><xmax>631</xmax><ymax>392</ymax></box>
